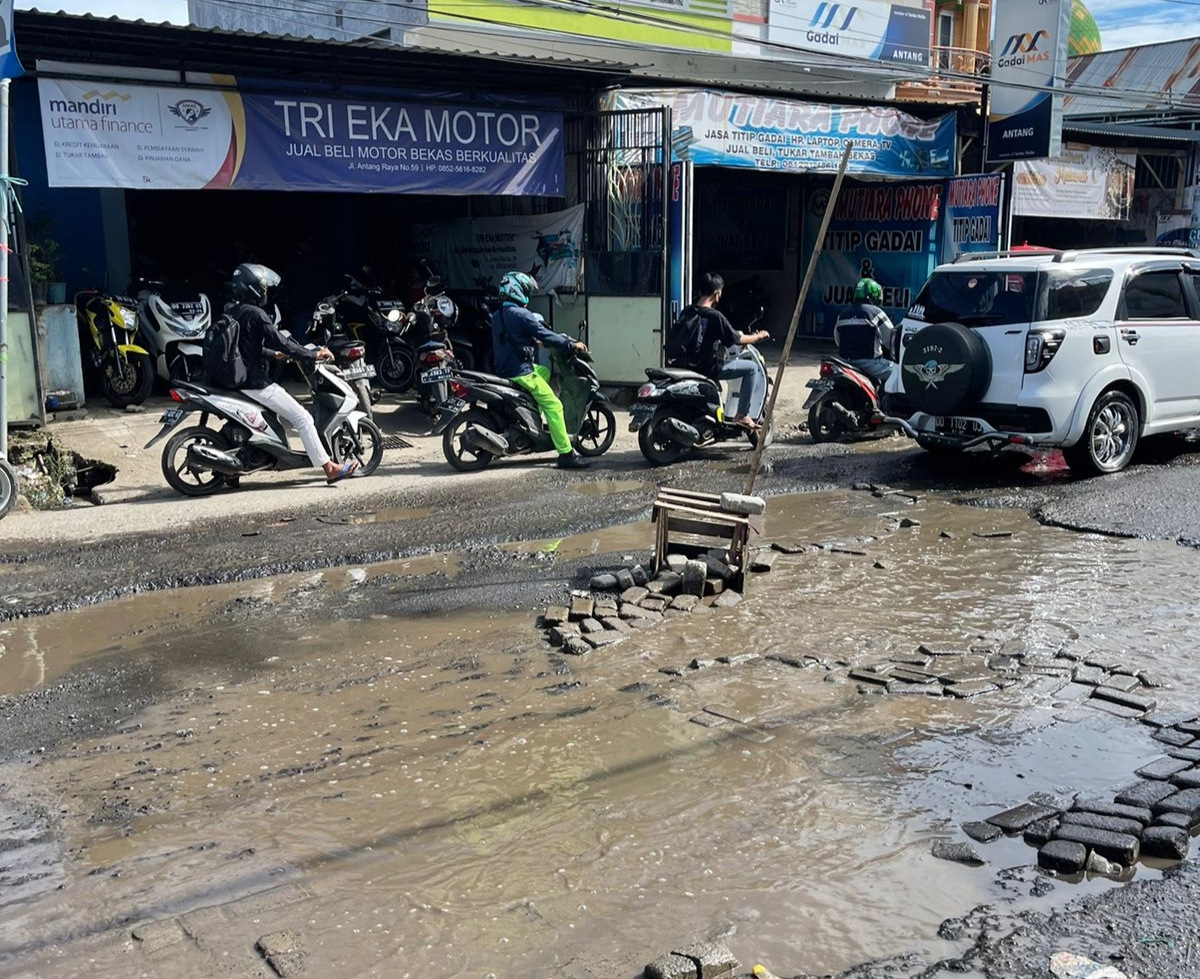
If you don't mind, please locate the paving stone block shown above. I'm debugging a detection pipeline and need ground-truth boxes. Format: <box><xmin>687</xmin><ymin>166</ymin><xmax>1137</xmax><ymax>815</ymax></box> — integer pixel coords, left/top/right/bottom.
<box><xmin>1071</xmin><ymin>664</ymin><xmax>1106</xmax><ymax>686</ymax></box>
<box><xmin>1153</xmin><ymin>787</ymin><xmax>1200</xmax><ymax>823</ymax></box>
<box><xmin>585</xmin><ymin>632</ymin><xmax>626</xmax><ymax>648</ymax></box>
<box><xmin>257</xmin><ymin>931</ymin><xmax>306</xmax><ymax>977</ymax></box>
<box><xmin>1136</xmin><ymin>757</ymin><xmax>1192</xmax><ymax>781</ymax></box>
<box><xmin>703</xmin><ymin>578</ymin><xmax>725</xmax><ymax>596</ymax></box>
<box><xmin>717</xmin><ymin>652</ymin><xmax>759</xmax><ymax>666</ymax></box>
<box><xmin>931</xmin><ymin>839</ymin><xmax>984</xmax><ymax>866</ymax></box>
<box><xmin>749</xmin><ymin>549</ymin><xmax>778</xmax><ymax>572</ymax></box>
<box><xmin>178</xmin><ymin>906</ymin><xmax>226</xmax><ymax>939</ymax></box>
<box><xmin>1038</xmin><ymin>840</ymin><xmax>1087</xmax><ymax>874</ymax></box>
<box><xmin>1174</xmin><ymin>719</ymin><xmax>1200</xmax><ymax>737</ymax></box>
<box><xmin>131</xmin><ymin>919</ymin><xmax>186</xmax><ymax>952</ymax></box>
<box><xmin>720</xmin><ymin>491</ymin><xmax>765</xmax><ymax>516</ymax></box>
<box><xmin>569</xmin><ymin>596</ymin><xmax>595</xmax><ymax>621</ymax></box>
<box><xmin>579</xmin><ymin>618</ymin><xmax>605</xmax><ymax>635</ymax></box>
<box><xmin>849</xmin><ymin>668</ymin><xmax>891</xmax><ymax>687</ymax></box>
<box><xmin>1102</xmin><ymin>673</ymin><xmax>1143</xmax><ymax>692</ymax></box>
<box><xmin>986</xmin><ymin>802</ymin><xmax>1060</xmax><ymax>833</ymax></box>
<box><xmin>619</xmin><ymin>601</ymin><xmax>657</xmax><ymax>619</ymax></box>
<box><xmin>640</xmin><ymin>595</ymin><xmax>670</xmax><ymax>613</ymax></box>
<box><xmin>1170</xmin><ymin>767</ymin><xmax>1200</xmax><ymax>790</ymax></box>
<box><xmin>1168</xmin><ymin>747</ymin><xmax>1200</xmax><ymax>763</ymax></box>
<box><xmin>1153</xmin><ymin>811</ymin><xmax>1194</xmax><ymax>831</ymax></box>
<box><xmin>627</xmin><ymin>615</ymin><xmax>663</xmax><ymax>630</ymax></box>
<box><xmin>712</xmin><ymin>591</ymin><xmax>743</xmax><ymax>609</ymax></box>
<box><xmin>961</xmin><ymin>820</ymin><xmax>1004</xmax><ymax>844</ymax></box>
<box><xmin>1059</xmin><ymin>811</ymin><xmax>1144</xmax><ymax>837</ymax></box>
<box><xmin>1023</xmin><ymin>818</ymin><xmax>1059</xmax><ymax>848</ymax></box>
<box><xmin>665</xmin><ymin>554</ymin><xmax>688</xmax><ymax>572</ymax></box>
<box><xmin>226</xmin><ymin>884</ymin><xmax>311</xmax><ymax>916</ymax></box>
<box><xmin>645</xmin><ymin>952</ymin><xmax>698</xmax><ymax>979</ymax></box>
<box><xmin>619</xmin><ymin>586</ymin><xmax>649</xmax><ymax>605</ymax></box>
<box><xmin>542</xmin><ymin>605</ymin><xmax>570</xmax><ymax>626</ymax></box>
<box><xmin>690</xmin><ymin>657</ymin><xmax>717</xmax><ymax>670</ymax></box>
<box><xmin>1082</xmin><ymin>654</ymin><xmax>1125</xmax><ymax>672</ymax></box>
<box><xmin>770</xmin><ymin>541</ymin><xmax>811</xmax><ymax>554</ymax></box>
<box><xmin>672</xmin><ymin>940</ymin><xmax>740</xmax><ymax>979</ymax></box>
<box><xmin>1115</xmin><ymin>780</ymin><xmax>1178</xmax><ymax>809</ymax></box>
<box><xmin>1153</xmin><ymin>727</ymin><xmax>1194</xmax><ymax>747</ymax></box>
<box><xmin>946</xmin><ymin>680</ymin><xmax>998</xmax><ymax>699</ymax></box>
<box><xmin>1141</xmin><ymin>825</ymin><xmax>1189</xmax><ymax>861</ymax></box>
<box><xmin>1091</xmin><ymin>686</ymin><xmax>1156</xmax><ymax>714</ymax></box>
<box><xmin>917</xmin><ymin>642</ymin><xmax>968</xmax><ymax>657</ymax></box>
<box><xmin>593</xmin><ymin>601</ymin><xmax>619</xmax><ymax>620</ymax></box>
<box><xmin>1053</xmin><ymin>825</ymin><xmax>1140</xmax><ymax>865</ymax></box>
<box><xmin>650</xmin><ymin>571</ymin><xmax>683</xmax><ymax>596</ymax></box>
<box><xmin>669</xmin><ymin>594</ymin><xmax>700</xmax><ymax>612</ymax></box>
<box><xmin>631</xmin><ymin>564</ymin><xmax>650</xmax><ymax>586</ymax></box>
<box><xmin>600</xmin><ymin>616</ymin><xmax>631</xmax><ymax>633</ymax></box>
<box><xmin>589</xmin><ymin>573</ymin><xmax>619</xmax><ymax>591</ymax></box>
<box><xmin>615</xmin><ymin>568</ymin><xmax>636</xmax><ymax>591</ymax></box>
<box><xmin>562</xmin><ymin>637</ymin><xmax>592</xmax><ymax>656</ymax></box>
<box><xmin>1140</xmin><ymin>712</ymin><xmax>1197</xmax><ymax>730</ymax></box>
<box><xmin>889</xmin><ymin>668</ymin><xmax>941</xmax><ymax>685</ymax></box>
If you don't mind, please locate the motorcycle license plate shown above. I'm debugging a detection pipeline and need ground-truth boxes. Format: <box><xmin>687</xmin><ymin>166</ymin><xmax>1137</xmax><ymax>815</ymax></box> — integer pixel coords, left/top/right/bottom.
<box><xmin>441</xmin><ymin>397</ymin><xmax>467</xmax><ymax>414</ymax></box>
<box><xmin>160</xmin><ymin>407</ymin><xmax>184</xmax><ymax>425</ymax></box>
<box><xmin>935</xmin><ymin>416</ymin><xmax>981</xmax><ymax>436</ymax></box>
<box><xmin>342</xmin><ymin>363</ymin><xmax>376</xmax><ymax>380</ymax></box>
<box><xmin>421</xmin><ymin>367</ymin><xmax>452</xmax><ymax>383</ymax></box>
<box><xmin>629</xmin><ymin>404</ymin><xmax>655</xmax><ymax>430</ymax></box>
<box><xmin>805</xmin><ymin>378</ymin><xmax>833</xmax><ymax>391</ymax></box>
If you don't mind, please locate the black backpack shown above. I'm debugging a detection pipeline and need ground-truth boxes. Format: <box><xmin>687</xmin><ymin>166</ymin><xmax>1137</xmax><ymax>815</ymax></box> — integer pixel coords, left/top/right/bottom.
<box><xmin>202</xmin><ymin>310</ymin><xmax>248</xmax><ymax>388</ymax></box>
<box><xmin>664</xmin><ymin>306</ymin><xmax>713</xmax><ymax>374</ymax></box>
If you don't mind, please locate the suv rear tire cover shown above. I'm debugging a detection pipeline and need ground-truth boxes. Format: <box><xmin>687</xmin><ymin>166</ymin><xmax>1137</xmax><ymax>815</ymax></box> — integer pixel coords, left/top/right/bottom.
<box><xmin>900</xmin><ymin>322</ymin><xmax>992</xmax><ymax>416</ymax></box>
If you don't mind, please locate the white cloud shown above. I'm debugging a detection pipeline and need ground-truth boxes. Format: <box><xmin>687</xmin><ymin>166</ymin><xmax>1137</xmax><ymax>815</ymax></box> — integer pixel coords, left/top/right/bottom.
<box><xmin>1083</xmin><ymin>0</ymin><xmax>1200</xmax><ymax>50</ymax></box>
<box><xmin>16</xmin><ymin>1</ymin><xmax>187</xmax><ymax>23</ymax></box>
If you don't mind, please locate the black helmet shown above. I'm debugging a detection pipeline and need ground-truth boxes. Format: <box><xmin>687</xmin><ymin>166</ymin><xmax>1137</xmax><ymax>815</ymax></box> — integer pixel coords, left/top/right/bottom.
<box><xmin>231</xmin><ymin>263</ymin><xmax>281</xmax><ymax>307</ymax></box>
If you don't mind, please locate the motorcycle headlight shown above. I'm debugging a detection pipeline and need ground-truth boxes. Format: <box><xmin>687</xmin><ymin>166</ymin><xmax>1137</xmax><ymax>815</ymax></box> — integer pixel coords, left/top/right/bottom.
<box><xmin>119</xmin><ymin>307</ymin><xmax>140</xmax><ymax>330</ymax></box>
<box><xmin>436</xmin><ymin>296</ymin><xmax>456</xmax><ymax>318</ymax></box>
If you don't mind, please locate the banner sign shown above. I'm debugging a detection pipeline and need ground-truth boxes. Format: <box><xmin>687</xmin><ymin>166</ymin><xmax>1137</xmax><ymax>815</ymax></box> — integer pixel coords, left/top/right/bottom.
<box><xmin>38</xmin><ymin>76</ymin><xmax>564</xmax><ymax>196</ymax></box>
<box><xmin>610</xmin><ymin>89</ymin><xmax>955</xmax><ymax>178</ymax></box>
<box><xmin>940</xmin><ymin>173</ymin><xmax>1003</xmax><ymax>263</ymax></box>
<box><xmin>0</xmin><ymin>0</ymin><xmax>22</xmax><ymax>79</ymax></box>
<box><xmin>987</xmin><ymin>0</ymin><xmax>1070</xmax><ymax>162</ymax></box>
<box><xmin>767</xmin><ymin>0</ymin><xmax>931</xmax><ymax>68</ymax></box>
<box><xmin>1012</xmin><ymin>147</ymin><xmax>1137</xmax><ymax>220</ymax></box>
<box><xmin>803</xmin><ymin>181</ymin><xmax>943</xmax><ymax>336</ymax></box>
<box><xmin>1156</xmin><ymin>211</ymin><xmax>1200</xmax><ymax>248</ymax></box>
<box><xmin>412</xmin><ymin>204</ymin><xmax>585</xmax><ymax>293</ymax></box>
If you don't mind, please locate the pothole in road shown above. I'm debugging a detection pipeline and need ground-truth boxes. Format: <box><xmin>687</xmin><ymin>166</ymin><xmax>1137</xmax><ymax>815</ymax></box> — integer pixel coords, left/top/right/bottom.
<box><xmin>3</xmin><ymin>489</ymin><xmax>1200</xmax><ymax>979</ymax></box>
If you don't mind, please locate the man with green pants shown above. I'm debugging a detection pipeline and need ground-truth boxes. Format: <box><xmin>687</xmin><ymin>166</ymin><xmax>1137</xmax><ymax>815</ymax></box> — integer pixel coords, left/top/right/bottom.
<box><xmin>491</xmin><ymin>270</ymin><xmax>591</xmax><ymax>470</ymax></box>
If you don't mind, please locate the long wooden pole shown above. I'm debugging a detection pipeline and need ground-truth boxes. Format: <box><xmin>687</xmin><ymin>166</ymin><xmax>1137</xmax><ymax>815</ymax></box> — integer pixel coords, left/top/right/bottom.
<box><xmin>743</xmin><ymin>142</ymin><xmax>853</xmax><ymax>496</ymax></box>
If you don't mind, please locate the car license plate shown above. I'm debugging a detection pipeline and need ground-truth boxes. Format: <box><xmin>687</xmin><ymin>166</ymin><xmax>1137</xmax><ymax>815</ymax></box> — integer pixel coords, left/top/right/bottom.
<box><xmin>441</xmin><ymin>397</ymin><xmax>467</xmax><ymax>414</ymax></box>
<box><xmin>935</xmin><ymin>416</ymin><xmax>981</xmax><ymax>435</ymax></box>
<box><xmin>342</xmin><ymin>363</ymin><xmax>376</xmax><ymax>380</ymax></box>
<box><xmin>160</xmin><ymin>407</ymin><xmax>184</xmax><ymax>424</ymax></box>
<box><xmin>421</xmin><ymin>367</ymin><xmax>452</xmax><ymax>383</ymax></box>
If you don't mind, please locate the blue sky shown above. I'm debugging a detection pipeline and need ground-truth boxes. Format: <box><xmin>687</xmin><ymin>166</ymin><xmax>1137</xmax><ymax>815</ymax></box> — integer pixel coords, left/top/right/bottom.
<box><xmin>14</xmin><ymin>0</ymin><xmax>1200</xmax><ymax>50</ymax></box>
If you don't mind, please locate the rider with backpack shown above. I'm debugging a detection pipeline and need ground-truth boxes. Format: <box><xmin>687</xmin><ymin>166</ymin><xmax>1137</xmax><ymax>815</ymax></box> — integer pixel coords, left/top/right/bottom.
<box><xmin>225</xmin><ymin>262</ymin><xmax>358</xmax><ymax>484</ymax></box>
<box><xmin>668</xmin><ymin>271</ymin><xmax>769</xmax><ymax>430</ymax></box>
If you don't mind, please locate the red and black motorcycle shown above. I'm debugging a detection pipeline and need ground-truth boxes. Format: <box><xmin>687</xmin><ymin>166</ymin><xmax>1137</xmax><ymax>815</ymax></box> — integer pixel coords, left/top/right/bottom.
<box><xmin>803</xmin><ymin>356</ymin><xmax>894</xmax><ymax>442</ymax></box>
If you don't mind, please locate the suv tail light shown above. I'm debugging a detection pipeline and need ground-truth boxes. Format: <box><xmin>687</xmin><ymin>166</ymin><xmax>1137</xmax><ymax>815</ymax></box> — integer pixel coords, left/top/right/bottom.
<box><xmin>1024</xmin><ymin>329</ymin><xmax>1066</xmax><ymax>373</ymax></box>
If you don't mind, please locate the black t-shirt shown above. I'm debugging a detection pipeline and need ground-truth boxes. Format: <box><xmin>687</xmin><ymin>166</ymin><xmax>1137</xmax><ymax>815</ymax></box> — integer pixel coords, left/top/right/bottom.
<box><xmin>232</xmin><ymin>303</ymin><xmax>314</xmax><ymax>389</ymax></box>
<box><xmin>680</xmin><ymin>304</ymin><xmax>737</xmax><ymax>377</ymax></box>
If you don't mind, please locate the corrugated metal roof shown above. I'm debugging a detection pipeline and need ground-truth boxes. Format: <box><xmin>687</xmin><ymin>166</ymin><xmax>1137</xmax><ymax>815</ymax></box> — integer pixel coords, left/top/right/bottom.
<box><xmin>1065</xmin><ymin>35</ymin><xmax>1200</xmax><ymax>117</ymax></box>
<box><xmin>1064</xmin><ymin>120</ymin><xmax>1200</xmax><ymax>144</ymax></box>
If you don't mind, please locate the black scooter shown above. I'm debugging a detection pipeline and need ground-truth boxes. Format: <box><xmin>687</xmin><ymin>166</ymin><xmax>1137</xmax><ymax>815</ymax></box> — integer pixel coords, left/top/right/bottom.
<box><xmin>432</xmin><ymin>352</ymin><xmax>616</xmax><ymax>471</ymax></box>
<box><xmin>803</xmin><ymin>356</ymin><xmax>892</xmax><ymax>442</ymax></box>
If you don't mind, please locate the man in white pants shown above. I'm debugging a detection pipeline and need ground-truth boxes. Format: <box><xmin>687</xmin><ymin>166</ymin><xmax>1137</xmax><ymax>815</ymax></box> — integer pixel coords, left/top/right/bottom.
<box><xmin>229</xmin><ymin>262</ymin><xmax>358</xmax><ymax>484</ymax></box>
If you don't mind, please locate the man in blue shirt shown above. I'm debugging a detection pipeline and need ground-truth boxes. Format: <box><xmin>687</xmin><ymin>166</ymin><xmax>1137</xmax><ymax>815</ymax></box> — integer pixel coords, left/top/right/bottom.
<box><xmin>491</xmin><ymin>270</ymin><xmax>591</xmax><ymax>469</ymax></box>
<box><xmin>833</xmin><ymin>277</ymin><xmax>894</xmax><ymax>384</ymax></box>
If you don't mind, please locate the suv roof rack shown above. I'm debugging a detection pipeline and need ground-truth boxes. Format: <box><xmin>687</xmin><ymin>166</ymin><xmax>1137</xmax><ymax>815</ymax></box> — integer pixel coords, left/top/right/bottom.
<box><xmin>952</xmin><ymin>249</ymin><xmax>1061</xmax><ymax>263</ymax></box>
<box><xmin>1053</xmin><ymin>246</ymin><xmax>1200</xmax><ymax>263</ymax></box>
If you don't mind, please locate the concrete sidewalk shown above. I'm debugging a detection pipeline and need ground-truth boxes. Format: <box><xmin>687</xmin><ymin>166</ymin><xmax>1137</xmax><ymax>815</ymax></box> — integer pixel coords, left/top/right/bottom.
<box><xmin>1</xmin><ymin>344</ymin><xmax>828</xmax><ymax>544</ymax></box>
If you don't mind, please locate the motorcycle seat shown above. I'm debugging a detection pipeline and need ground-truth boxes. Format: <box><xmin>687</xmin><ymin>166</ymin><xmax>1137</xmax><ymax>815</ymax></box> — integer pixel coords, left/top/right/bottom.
<box><xmin>459</xmin><ymin>369</ymin><xmax>516</xmax><ymax>388</ymax></box>
<box><xmin>646</xmin><ymin>366</ymin><xmax>710</xmax><ymax>383</ymax></box>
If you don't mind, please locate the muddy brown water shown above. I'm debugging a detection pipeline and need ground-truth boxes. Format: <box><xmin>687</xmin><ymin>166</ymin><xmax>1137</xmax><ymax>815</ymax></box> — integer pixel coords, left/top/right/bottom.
<box><xmin>2</xmin><ymin>490</ymin><xmax>1199</xmax><ymax>979</ymax></box>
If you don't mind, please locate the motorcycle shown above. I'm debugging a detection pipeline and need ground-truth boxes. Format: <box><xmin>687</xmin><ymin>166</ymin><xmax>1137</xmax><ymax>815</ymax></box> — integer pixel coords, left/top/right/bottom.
<box><xmin>411</xmin><ymin>268</ymin><xmax>475</xmax><ymax>417</ymax></box>
<box><xmin>803</xmin><ymin>356</ymin><xmax>891</xmax><ymax>442</ymax></box>
<box><xmin>145</xmin><ymin>351</ymin><xmax>385</xmax><ymax>497</ymax></box>
<box><xmin>130</xmin><ymin>277</ymin><xmax>212</xmax><ymax>385</ymax></box>
<box><xmin>74</xmin><ymin>287</ymin><xmax>154</xmax><ymax>407</ymax></box>
<box><xmin>309</xmin><ymin>300</ymin><xmax>378</xmax><ymax>419</ymax></box>
<box><xmin>630</xmin><ymin>322</ymin><xmax>772</xmax><ymax>466</ymax></box>
<box><xmin>327</xmin><ymin>271</ymin><xmax>415</xmax><ymax>394</ymax></box>
<box><xmin>433</xmin><ymin>350</ymin><xmax>616</xmax><ymax>471</ymax></box>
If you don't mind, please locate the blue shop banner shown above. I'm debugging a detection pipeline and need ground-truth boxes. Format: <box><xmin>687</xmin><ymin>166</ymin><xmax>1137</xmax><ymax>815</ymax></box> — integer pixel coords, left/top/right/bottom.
<box><xmin>803</xmin><ymin>181</ymin><xmax>943</xmax><ymax>336</ymax></box>
<box><xmin>612</xmin><ymin>89</ymin><xmax>955</xmax><ymax>178</ymax></box>
<box><xmin>39</xmin><ymin>76</ymin><xmax>563</xmax><ymax>195</ymax></box>
<box><xmin>939</xmin><ymin>174</ymin><xmax>1003</xmax><ymax>264</ymax></box>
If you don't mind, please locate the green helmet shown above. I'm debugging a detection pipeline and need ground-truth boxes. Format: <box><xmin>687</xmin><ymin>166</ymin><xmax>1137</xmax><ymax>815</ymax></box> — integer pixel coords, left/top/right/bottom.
<box><xmin>854</xmin><ymin>277</ymin><xmax>883</xmax><ymax>303</ymax></box>
<box><xmin>499</xmin><ymin>271</ymin><xmax>538</xmax><ymax>306</ymax></box>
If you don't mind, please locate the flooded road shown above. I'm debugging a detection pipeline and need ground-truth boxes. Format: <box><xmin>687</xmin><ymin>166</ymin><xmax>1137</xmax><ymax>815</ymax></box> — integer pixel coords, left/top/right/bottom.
<box><xmin>2</xmin><ymin>488</ymin><xmax>1199</xmax><ymax>979</ymax></box>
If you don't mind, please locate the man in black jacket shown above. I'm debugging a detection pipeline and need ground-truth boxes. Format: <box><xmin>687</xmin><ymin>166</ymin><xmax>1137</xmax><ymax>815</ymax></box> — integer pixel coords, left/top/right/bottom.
<box><xmin>229</xmin><ymin>263</ymin><xmax>357</xmax><ymax>483</ymax></box>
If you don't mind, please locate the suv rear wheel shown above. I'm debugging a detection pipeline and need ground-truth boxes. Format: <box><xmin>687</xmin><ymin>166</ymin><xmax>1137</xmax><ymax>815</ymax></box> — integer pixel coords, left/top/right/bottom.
<box><xmin>1063</xmin><ymin>390</ymin><xmax>1139</xmax><ymax>476</ymax></box>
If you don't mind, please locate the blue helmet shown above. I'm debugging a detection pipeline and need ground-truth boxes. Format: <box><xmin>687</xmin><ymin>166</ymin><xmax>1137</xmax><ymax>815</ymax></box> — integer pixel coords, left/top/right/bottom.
<box><xmin>499</xmin><ymin>271</ymin><xmax>538</xmax><ymax>306</ymax></box>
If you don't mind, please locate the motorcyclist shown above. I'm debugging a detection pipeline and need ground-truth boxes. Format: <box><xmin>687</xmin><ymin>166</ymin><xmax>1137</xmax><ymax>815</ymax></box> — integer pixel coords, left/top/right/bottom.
<box><xmin>833</xmin><ymin>277</ymin><xmax>894</xmax><ymax>386</ymax></box>
<box><xmin>491</xmin><ymin>270</ymin><xmax>590</xmax><ymax>470</ymax></box>
<box><xmin>228</xmin><ymin>262</ymin><xmax>357</xmax><ymax>484</ymax></box>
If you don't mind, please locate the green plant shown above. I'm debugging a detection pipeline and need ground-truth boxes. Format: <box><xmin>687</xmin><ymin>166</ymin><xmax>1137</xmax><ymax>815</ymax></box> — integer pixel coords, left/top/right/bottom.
<box><xmin>26</xmin><ymin>213</ymin><xmax>62</xmax><ymax>284</ymax></box>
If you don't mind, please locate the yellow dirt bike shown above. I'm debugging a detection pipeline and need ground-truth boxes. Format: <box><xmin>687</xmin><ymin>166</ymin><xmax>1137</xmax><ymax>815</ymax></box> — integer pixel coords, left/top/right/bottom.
<box><xmin>75</xmin><ymin>288</ymin><xmax>154</xmax><ymax>407</ymax></box>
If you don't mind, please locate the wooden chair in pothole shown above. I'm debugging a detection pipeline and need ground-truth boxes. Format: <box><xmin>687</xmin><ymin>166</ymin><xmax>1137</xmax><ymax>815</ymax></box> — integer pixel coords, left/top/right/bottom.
<box><xmin>651</xmin><ymin>487</ymin><xmax>752</xmax><ymax>591</ymax></box>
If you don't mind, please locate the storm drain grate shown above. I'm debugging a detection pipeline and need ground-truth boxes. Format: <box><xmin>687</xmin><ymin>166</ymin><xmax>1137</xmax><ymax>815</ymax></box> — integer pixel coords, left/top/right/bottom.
<box><xmin>381</xmin><ymin>435</ymin><xmax>415</xmax><ymax>450</ymax></box>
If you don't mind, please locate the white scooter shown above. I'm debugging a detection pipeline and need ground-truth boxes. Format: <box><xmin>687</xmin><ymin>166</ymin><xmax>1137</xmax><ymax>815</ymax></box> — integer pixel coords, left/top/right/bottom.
<box><xmin>131</xmin><ymin>278</ymin><xmax>212</xmax><ymax>384</ymax></box>
<box><xmin>145</xmin><ymin>350</ymin><xmax>386</xmax><ymax>497</ymax></box>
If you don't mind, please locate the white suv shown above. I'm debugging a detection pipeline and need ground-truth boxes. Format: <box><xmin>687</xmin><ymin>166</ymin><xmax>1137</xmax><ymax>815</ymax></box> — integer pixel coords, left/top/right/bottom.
<box><xmin>881</xmin><ymin>247</ymin><xmax>1200</xmax><ymax>475</ymax></box>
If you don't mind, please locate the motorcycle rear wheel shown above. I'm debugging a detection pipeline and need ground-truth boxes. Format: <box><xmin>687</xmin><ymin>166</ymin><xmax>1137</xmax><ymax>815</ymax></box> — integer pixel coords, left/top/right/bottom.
<box><xmin>442</xmin><ymin>409</ymin><xmax>498</xmax><ymax>472</ymax></box>
<box><xmin>637</xmin><ymin>411</ymin><xmax>689</xmax><ymax>466</ymax></box>
<box><xmin>101</xmin><ymin>350</ymin><xmax>153</xmax><ymax>408</ymax></box>
<box><xmin>162</xmin><ymin>426</ymin><xmax>230</xmax><ymax>497</ymax></box>
<box><xmin>331</xmin><ymin>417</ymin><xmax>383</xmax><ymax>476</ymax></box>
<box><xmin>353</xmin><ymin>379</ymin><xmax>375</xmax><ymax>420</ymax></box>
<box><xmin>808</xmin><ymin>394</ymin><xmax>849</xmax><ymax>443</ymax></box>
<box><xmin>575</xmin><ymin>403</ymin><xmax>616</xmax><ymax>457</ymax></box>
<box><xmin>377</xmin><ymin>345</ymin><xmax>416</xmax><ymax>393</ymax></box>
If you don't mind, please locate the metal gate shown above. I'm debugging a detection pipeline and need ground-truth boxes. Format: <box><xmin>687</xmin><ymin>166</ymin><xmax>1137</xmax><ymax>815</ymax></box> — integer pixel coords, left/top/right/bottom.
<box><xmin>579</xmin><ymin>107</ymin><xmax>671</xmax><ymax>384</ymax></box>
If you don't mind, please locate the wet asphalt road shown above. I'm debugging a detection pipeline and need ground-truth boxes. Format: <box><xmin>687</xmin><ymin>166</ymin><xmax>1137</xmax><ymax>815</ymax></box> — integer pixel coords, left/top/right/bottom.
<box><xmin>5</xmin><ymin>430</ymin><xmax>1200</xmax><ymax>979</ymax></box>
